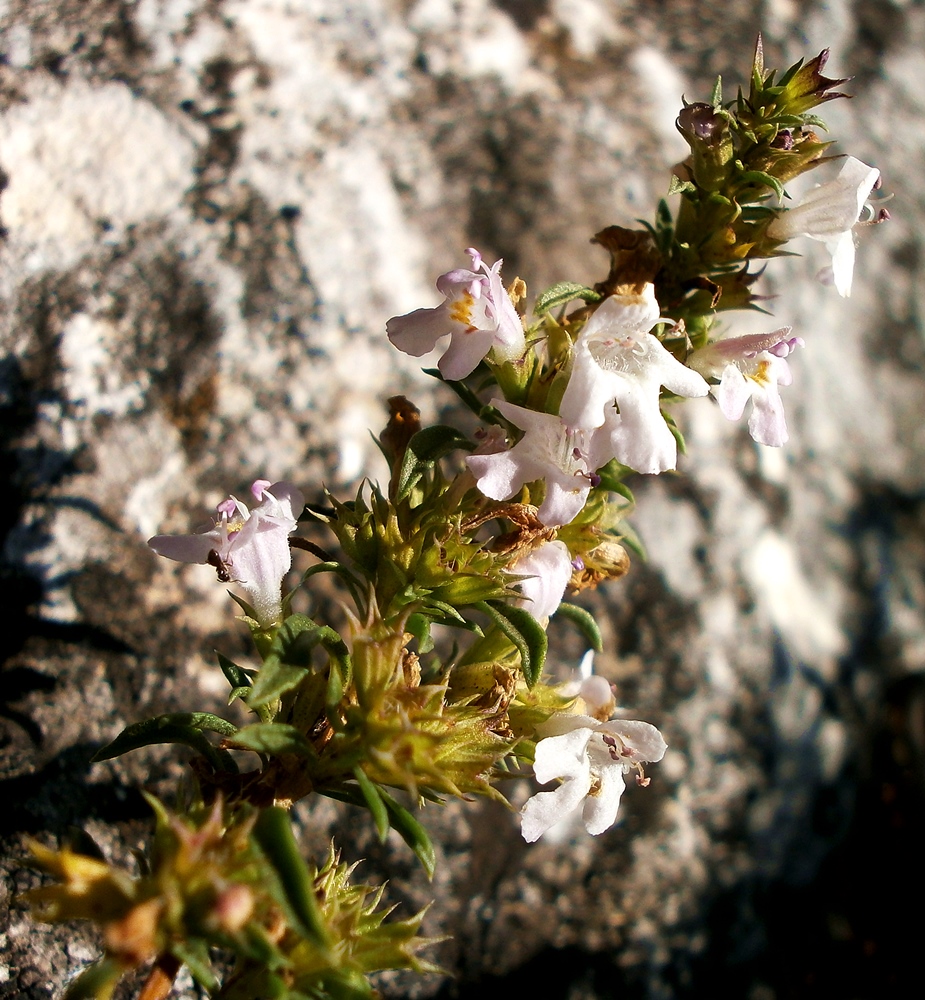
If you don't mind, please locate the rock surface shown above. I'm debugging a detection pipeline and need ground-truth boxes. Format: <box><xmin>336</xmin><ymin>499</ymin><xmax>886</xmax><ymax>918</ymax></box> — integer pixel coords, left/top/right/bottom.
<box><xmin>1</xmin><ymin>1</ymin><xmax>924</xmax><ymax>998</ymax></box>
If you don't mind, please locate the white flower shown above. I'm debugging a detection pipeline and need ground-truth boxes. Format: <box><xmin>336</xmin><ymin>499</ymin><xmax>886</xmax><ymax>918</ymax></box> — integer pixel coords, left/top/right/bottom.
<box><xmin>148</xmin><ymin>479</ymin><xmax>305</xmax><ymax>627</ymax></box>
<box><xmin>510</xmin><ymin>540</ymin><xmax>573</xmax><ymax>620</ymax></box>
<box><xmin>386</xmin><ymin>248</ymin><xmax>525</xmax><ymax>379</ymax></box>
<box><xmin>766</xmin><ymin>156</ymin><xmax>880</xmax><ymax>297</ymax></box>
<box><xmin>466</xmin><ymin>400</ymin><xmax>612</xmax><ymax>527</ymax></box>
<box><xmin>688</xmin><ymin>329</ymin><xmax>804</xmax><ymax>446</ymax></box>
<box><xmin>521</xmin><ymin>713</ymin><xmax>667</xmax><ymax>843</ymax></box>
<box><xmin>559</xmin><ymin>288</ymin><xmax>709</xmax><ymax>473</ymax></box>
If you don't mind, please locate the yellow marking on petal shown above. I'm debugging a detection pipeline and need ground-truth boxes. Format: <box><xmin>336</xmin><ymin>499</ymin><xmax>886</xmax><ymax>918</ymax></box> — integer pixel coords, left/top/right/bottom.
<box><xmin>448</xmin><ymin>290</ymin><xmax>475</xmax><ymax>328</ymax></box>
<box><xmin>747</xmin><ymin>360</ymin><xmax>772</xmax><ymax>387</ymax></box>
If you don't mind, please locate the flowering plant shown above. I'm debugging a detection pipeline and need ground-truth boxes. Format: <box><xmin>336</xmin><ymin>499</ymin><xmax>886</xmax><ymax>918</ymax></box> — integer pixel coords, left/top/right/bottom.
<box><xmin>23</xmin><ymin>40</ymin><xmax>884</xmax><ymax>1000</ymax></box>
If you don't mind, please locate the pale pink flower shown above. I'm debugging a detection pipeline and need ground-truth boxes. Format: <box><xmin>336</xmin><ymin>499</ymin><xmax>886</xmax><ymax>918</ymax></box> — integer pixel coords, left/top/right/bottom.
<box><xmin>688</xmin><ymin>329</ymin><xmax>803</xmax><ymax>446</ymax></box>
<box><xmin>386</xmin><ymin>248</ymin><xmax>525</xmax><ymax>379</ymax></box>
<box><xmin>149</xmin><ymin>479</ymin><xmax>305</xmax><ymax>627</ymax></box>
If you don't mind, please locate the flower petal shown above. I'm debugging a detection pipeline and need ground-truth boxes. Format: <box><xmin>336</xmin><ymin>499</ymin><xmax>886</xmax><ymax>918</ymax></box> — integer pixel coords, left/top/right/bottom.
<box><xmin>512</xmin><ymin>540</ymin><xmax>573</xmax><ymax>619</ymax></box>
<box><xmin>581</xmin><ymin>762</ymin><xmax>627</xmax><ymax>835</ymax></box>
<box><xmin>598</xmin><ymin>719</ymin><xmax>668</xmax><ymax>763</ymax></box>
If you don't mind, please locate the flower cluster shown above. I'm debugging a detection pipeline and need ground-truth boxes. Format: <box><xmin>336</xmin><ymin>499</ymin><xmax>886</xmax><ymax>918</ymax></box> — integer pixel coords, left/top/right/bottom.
<box><xmin>30</xmin><ymin>43</ymin><xmax>887</xmax><ymax>1000</ymax></box>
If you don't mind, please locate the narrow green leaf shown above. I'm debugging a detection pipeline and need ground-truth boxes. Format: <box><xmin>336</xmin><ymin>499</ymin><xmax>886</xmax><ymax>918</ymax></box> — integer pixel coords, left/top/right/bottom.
<box><xmin>63</xmin><ymin>958</ymin><xmax>122</xmax><ymax>1000</ymax></box>
<box><xmin>556</xmin><ymin>603</ymin><xmax>604</xmax><ymax>653</ymax></box>
<box><xmin>247</xmin><ymin>662</ymin><xmax>310</xmax><ymax>709</ymax></box>
<box><xmin>252</xmin><ymin>807</ymin><xmax>330</xmax><ymax>949</ymax></box>
<box><xmin>227</xmin><ymin>590</ymin><xmax>259</xmax><ymax>621</ymax></box>
<box><xmin>240</xmin><ymin>923</ymin><xmax>291</xmax><ymax>969</ymax></box>
<box><xmin>396</xmin><ymin>425</ymin><xmax>474</xmax><ymax>503</ymax></box>
<box><xmin>171</xmin><ymin>940</ymin><xmax>218</xmax><ymax>991</ymax></box>
<box><xmin>91</xmin><ymin>713</ymin><xmax>238</xmax><ymax>773</ymax></box>
<box><xmin>476</xmin><ymin>601</ymin><xmax>548</xmax><ymax>687</ymax></box>
<box><xmin>533</xmin><ymin>281</ymin><xmax>601</xmax><ymax>317</ymax></box>
<box><xmin>353</xmin><ymin>767</ymin><xmax>390</xmax><ymax>841</ymax></box>
<box><xmin>325</xmin><ymin>659</ymin><xmax>345</xmax><ymax>709</ymax></box>
<box><xmin>317</xmin><ymin>785</ymin><xmax>436</xmax><ymax>878</ymax></box>
<box><xmin>595</xmin><ymin>460</ymin><xmax>635</xmax><ymax>503</ymax></box>
<box><xmin>217</xmin><ymin>651</ymin><xmax>253</xmax><ymax>690</ymax></box>
<box><xmin>228</xmin><ymin>723</ymin><xmax>314</xmax><ymax>758</ymax></box>
<box><xmin>315</xmin><ymin>973</ymin><xmax>376</xmax><ymax>1000</ymax></box>
<box><xmin>376</xmin><ymin>788</ymin><xmax>437</xmax><ymax>880</ymax></box>
<box><xmin>406</xmin><ymin>613</ymin><xmax>434</xmax><ymax>654</ymax></box>
<box><xmin>228</xmin><ymin>685</ymin><xmax>252</xmax><ymax>705</ymax></box>
<box><xmin>618</xmin><ymin>521</ymin><xmax>647</xmax><ymax>561</ymax></box>
<box><xmin>248</xmin><ymin>613</ymin><xmax>350</xmax><ymax>710</ymax></box>
<box><xmin>423</xmin><ymin>368</ymin><xmax>488</xmax><ymax>418</ymax></box>
<box><xmin>297</xmin><ymin>561</ymin><xmax>367</xmax><ymax>612</ymax></box>
<box><xmin>710</xmin><ymin>74</ymin><xmax>722</xmax><ymax>107</ymax></box>
<box><xmin>738</xmin><ymin>169</ymin><xmax>785</xmax><ymax>200</ymax></box>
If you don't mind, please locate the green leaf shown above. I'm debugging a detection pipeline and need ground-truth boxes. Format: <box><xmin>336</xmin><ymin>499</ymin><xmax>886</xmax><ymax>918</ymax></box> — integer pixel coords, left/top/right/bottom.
<box><xmin>314</xmin><ymin>972</ymin><xmax>376</xmax><ymax>1000</ymax></box>
<box><xmin>738</xmin><ymin>169</ymin><xmax>785</xmax><ymax>200</ymax></box>
<box><xmin>326</xmin><ymin>660</ymin><xmax>345</xmax><ymax>709</ymax></box>
<box><xmin>595</xmin><ymin>460</ymin><xmax>635</xmax><ymax>503</ymax></box>
<box><xmin>228</xmin><ymin>723</ymin><xmax>314</xmax><ymax>758</ymax></box>
<box><xmin>247</xmin><ymin>662</ymin><xmax>310</xmax><ymax>709</ymax></box>
<box><xmin>353</xmin><ymin>767</ymin><xmax>390</xmax><ymax>841</ymax></box>
<box><xmin>423</xmin><ymin>368</ymin><xmax>490</xmax><ymax>419</ymax></box>
<box><xmin>476</xmin><ymin>601</ymin><xmax>548</xmax><ymax>687</ymax></box>
<box><xmin>661</xmin><ymin>406</ymin><xmax>687</xmax><ymax>455</ymax></box>
<box><xmin>405</xmin><ymin>613</ymin><xmax>434</xmax><ymax>654</ymax></box>
<box><xmin>252</xmin><ymin>807</ymin><xmax>331</xmax><ymax>949</ymax></box>
<box><xmin>63</xmin><ymin>958</ymin><xmax>123</xmax><ymax>1000</ymax></box>
<box><xmin>533</xmin><ymin>281</ymin><xmax>601</xmax><ymax>317</ymax></box>
<box><xmin>618</xmin><ymin>521</ymin><xmax>647</xmax><ymax>561</ymax></box>
<box><xmin>248</xmin><ymin>614</ymin><xmax>351</xmax><ymax>710</ymax></box>
<box><xmin>171</xmin><ymin>940</ymin><xmax>218</xmax><ymax>991</ymax></box>
<box><xmin>227</xmin><ymin>590</ymin><xmax>259</xmax><ymax>621</ymax></box>
<box><xmin>297</xmin><ymin>561</ymin><xmax>366</xmax><ymax>614</ymax></box>
<box><xmin>217</xmin><ymin>651</ymin><xmax>253</xmax><ymax>690</ymax></box>
<box><xmin>395</xmin><ymin>425</ymin><xmax>474</xmax><ymax>504</ymax></box>
<box><xmin>240</xmin><ymin>923</ymin><xmax>291</xmax><ymax>969</ymax></box>
<box><xmin>318</xmin><ymin>785</ymin><xmax>437</xmax><ymax>879</ymax></box>
<box><xmin>556</xmin><ymin>603</ymin><xmax>604</xmax><ymax>652</ymax></box>
<box><xmin>228</xmin><ymin>685</ymin><xmax>252</xmax><ymax>706</ymax></box>
<box><xmin>667</xmin><ymin>175</ymin><xmax>696</xmax><ymax>196</ymax></box>
<box><xmin>376</xmin><ymin>788</ymin><xmax>437</xmax><ymax>880</ymax></box>
<box><xmin>710</xmin><ymin>74</ymin><xmax>723</xmax><ymax>107</ymax></box>
<box><xmin>91</xmin><ymin>713</ymin><xmax>238</xmax><ymax>773</ymax></box>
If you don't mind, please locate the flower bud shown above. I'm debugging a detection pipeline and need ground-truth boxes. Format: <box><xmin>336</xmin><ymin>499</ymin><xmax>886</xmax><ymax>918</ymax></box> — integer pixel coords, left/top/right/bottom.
<box><xmin>676</xmin><ymin>103</ymin><xmax>734</xmax><ymax>191</ymax></box>
<box><xmin>213</xmin><ymin>884</ymin><xmax>254</xmax><ymax>934</ymax></box>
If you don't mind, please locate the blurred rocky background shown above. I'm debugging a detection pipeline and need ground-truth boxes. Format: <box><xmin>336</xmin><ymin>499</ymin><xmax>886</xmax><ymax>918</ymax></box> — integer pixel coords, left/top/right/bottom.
<box><xmin>1</xmin><ymin>1</ymin><xmax>924</xmax><ymax>997</ymax></box>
